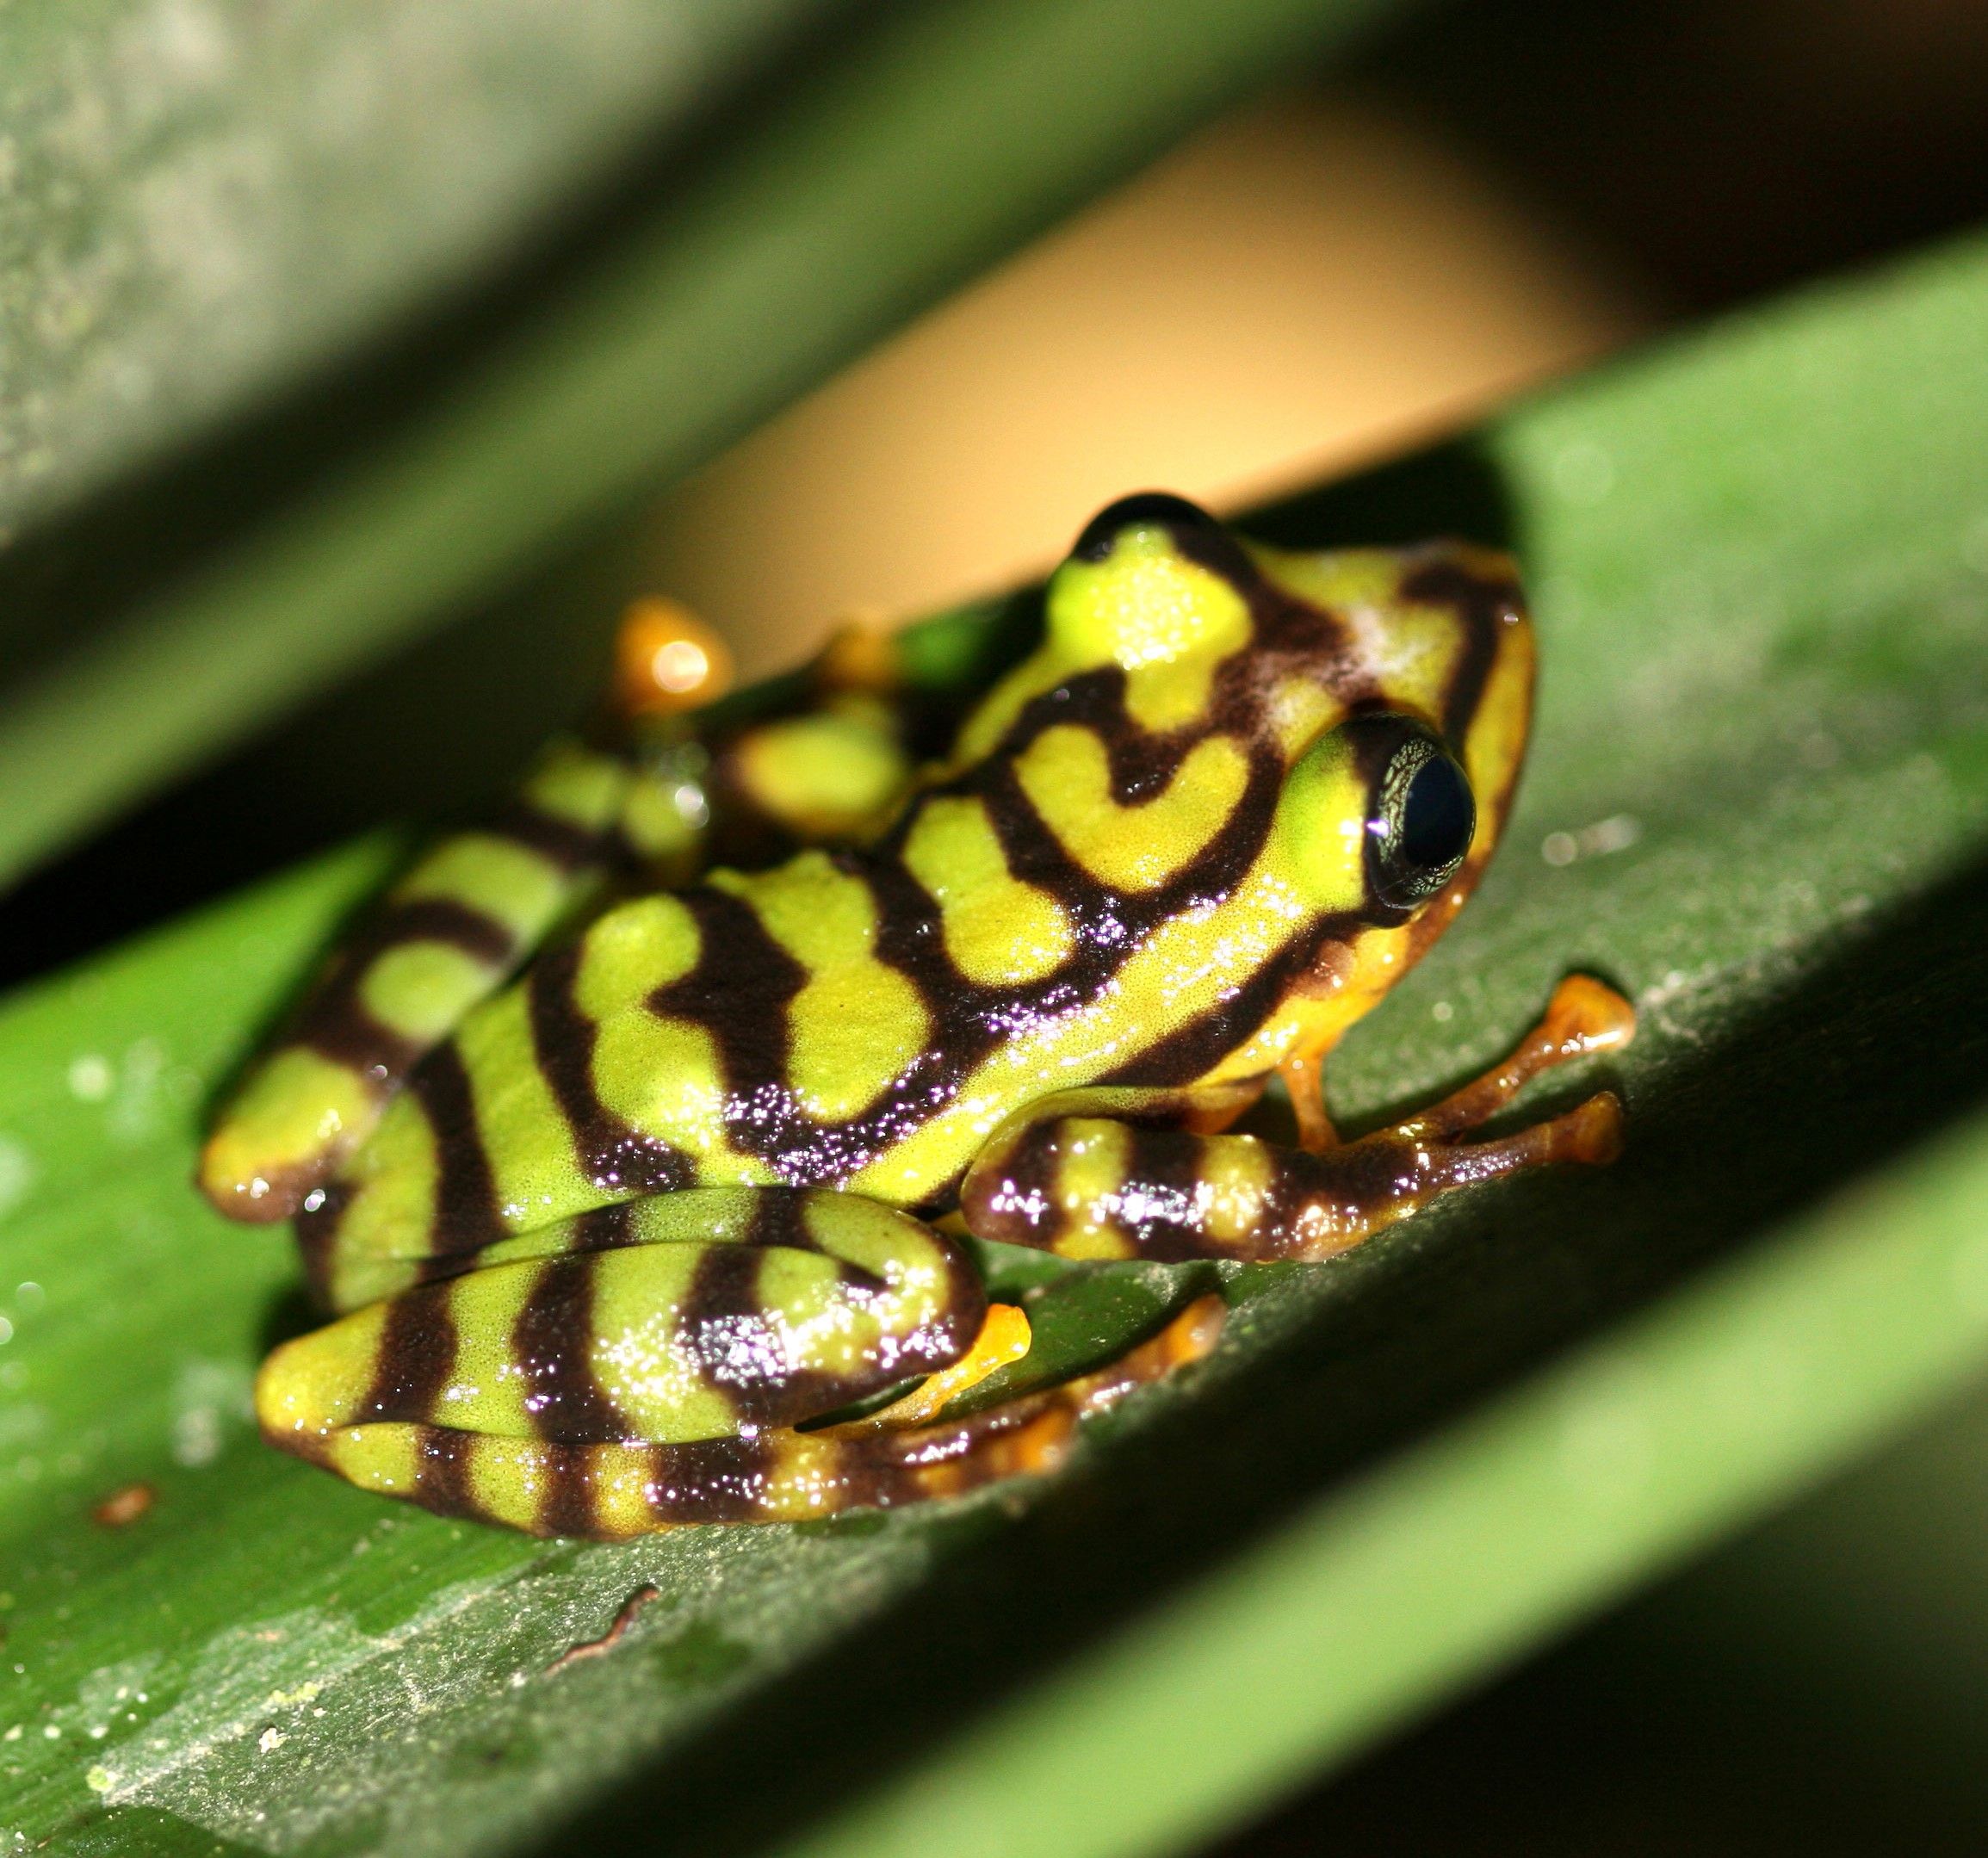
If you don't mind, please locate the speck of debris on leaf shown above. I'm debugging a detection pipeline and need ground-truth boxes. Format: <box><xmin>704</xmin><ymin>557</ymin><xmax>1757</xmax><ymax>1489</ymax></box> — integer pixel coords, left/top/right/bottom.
<box><xmin>546</xmin><ymin>1585</ymin><xmax>662</xmax><ymax>1674</ymax></box>
<box><xmin>91</xmin><ymin>1483</ymin><xmax>155</xmax><ymax>1528</ymax></box>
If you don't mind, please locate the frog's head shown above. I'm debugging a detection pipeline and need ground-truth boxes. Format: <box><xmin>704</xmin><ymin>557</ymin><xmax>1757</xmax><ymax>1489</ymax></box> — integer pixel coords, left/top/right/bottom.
<box><xmin>1040</xmin><ymin>490</ymin><xmax>1532</xmax><ymax>906</ymax></box>
<box><xmin>1006</xmin><ymin>491</ymin><xmax>1534</xmax><ymax>1065</ymax></box>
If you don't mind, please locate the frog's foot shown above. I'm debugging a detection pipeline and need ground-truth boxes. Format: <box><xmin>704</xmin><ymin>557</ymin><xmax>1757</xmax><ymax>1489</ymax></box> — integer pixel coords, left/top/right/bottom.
<box><xmin>611</xmin><ymin>595</ymin><xmax>734</xmax><ymax>718</ymax></box>
<box><xmin>962</xmin><ymin>976</ymin><xmax>1635</xmax><ymax>1264</ymax></box>
<box><xmin>1397</xmin><ymin>975</ymin><xmax>1635</xmax><ymax>1145</ymax></box>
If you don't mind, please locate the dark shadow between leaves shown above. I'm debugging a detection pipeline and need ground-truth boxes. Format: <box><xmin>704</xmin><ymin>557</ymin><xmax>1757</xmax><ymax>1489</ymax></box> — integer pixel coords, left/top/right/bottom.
<box><xmin>558</xmin><ymin>835</ymin><xmax>1988</xmax><ymax>1858</ymax></box>
<box><xmin>1246</xmin><ymin>439</ymin><xmax>1514</xmax><ymax>556</ymax></box>
<box><xmin>257</xmin><ymin>1284</ymin><xmax>325</xmax><ymax>1359</ymax></box>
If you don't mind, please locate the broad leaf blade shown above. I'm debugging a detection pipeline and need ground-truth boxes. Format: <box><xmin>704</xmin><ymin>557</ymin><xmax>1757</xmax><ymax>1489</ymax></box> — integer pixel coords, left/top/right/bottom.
<box><xmin>0</xmin><ymin>232</ymin><xmax>1984</xmax><ymax>1855</ymax></box>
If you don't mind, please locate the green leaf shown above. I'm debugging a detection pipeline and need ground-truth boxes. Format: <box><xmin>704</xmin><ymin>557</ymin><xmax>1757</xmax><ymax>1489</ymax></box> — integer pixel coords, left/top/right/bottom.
<box><xmin>0</xmin><ymin>0</ymin><xmax>840</xmax><ymax>560</ymax></box>
<box><xmin>1</xmin><ymin>230</ymin><xmax>1986</xmax><ymax>1855</ymax></box>
<box><xmin>0</xmin><ymin>0</ymin><xmax>1397</xmax><ymax>890</ymax></box>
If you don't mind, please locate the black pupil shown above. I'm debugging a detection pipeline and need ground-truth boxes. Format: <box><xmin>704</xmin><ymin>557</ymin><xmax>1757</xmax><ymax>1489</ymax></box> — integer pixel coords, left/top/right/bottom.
<box><xmin>1400</xmin><ymin>754</ymin><xmax>1474</xmax><ymax>872</ymax></box>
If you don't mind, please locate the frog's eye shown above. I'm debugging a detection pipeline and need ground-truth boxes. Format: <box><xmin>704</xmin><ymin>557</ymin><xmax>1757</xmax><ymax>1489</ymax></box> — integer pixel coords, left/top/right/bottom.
<box><xmin>1367</xmin><ymin>731</ymin><xmax>1476</xmax><ymax>910</ymax></box>
<box><xmin>1071</xmin><ymin>491</ymin><xmax>1221</xmax><ymax>562</ymax></box>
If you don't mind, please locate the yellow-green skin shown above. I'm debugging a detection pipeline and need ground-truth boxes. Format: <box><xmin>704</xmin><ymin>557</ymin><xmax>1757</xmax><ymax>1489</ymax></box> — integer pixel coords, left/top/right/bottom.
<box><xmin>242</xmin><ymin>494</ymin><xmax>1549</xmax><ymax>1537</ymax></box>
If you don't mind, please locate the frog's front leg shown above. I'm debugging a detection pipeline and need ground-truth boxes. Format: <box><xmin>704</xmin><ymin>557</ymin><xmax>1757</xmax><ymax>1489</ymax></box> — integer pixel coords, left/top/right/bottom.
<box><xmin>200</xmin><ymin>735</ymin><xmax>642</xmax><ymax>1223</ymax></box>
<box><xmin>962</xmin><ymin>977</ymin><xmax>1634</xmax><ymax>1264</ymax></box>
<box><xmin>258</xmin><ymin>1185</ymin><xmax>1128</xmax><ymax>1536</ymax></box>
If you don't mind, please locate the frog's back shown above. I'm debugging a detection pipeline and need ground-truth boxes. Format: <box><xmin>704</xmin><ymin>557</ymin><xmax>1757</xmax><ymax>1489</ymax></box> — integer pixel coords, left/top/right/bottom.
<box><xmin>304</xmin><ymin>499</ymin><xmax>1531</xmax><ymax>1309</ymax></box>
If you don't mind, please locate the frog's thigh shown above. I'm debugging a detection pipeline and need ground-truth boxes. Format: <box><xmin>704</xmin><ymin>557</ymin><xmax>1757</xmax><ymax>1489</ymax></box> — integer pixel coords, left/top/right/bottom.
<box><xmin>283</xmin><ymin>1293</ymin><xmax>1227</xmax><ymax>1540</ymax></box>
<box><xmin>258</xmin><ymin>1186</ymin><xmax>986</xmax><ymax>1534</ymax></box>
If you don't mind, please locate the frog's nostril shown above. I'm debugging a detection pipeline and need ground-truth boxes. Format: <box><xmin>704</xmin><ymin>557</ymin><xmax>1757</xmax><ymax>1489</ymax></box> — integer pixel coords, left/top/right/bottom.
<box><xmin>1071</xmin><ymin>491</ymin><xmax>1218</xmax><ymax>561</ymax></box>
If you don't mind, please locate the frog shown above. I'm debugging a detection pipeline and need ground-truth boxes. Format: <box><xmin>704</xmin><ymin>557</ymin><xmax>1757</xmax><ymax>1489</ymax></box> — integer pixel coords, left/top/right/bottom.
<box><xmin>207</xmin><ymin>492</ymin><xmax>1634</xmax><ymax>1539</ymax></box>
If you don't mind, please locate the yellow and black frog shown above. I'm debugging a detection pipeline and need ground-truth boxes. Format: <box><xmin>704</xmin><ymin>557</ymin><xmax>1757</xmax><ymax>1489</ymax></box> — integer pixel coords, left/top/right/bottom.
<box><xmin>200</xmin><ymin>492</ymin><xmax>1632</xmax><ymax>1537</ymax></box>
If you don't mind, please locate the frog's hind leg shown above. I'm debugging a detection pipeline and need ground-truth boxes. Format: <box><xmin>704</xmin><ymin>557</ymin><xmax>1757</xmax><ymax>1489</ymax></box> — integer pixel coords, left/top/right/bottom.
<box><xmin>963</xmin><ymin>975</ymin><xmax>1635</xmax><ymax>1264</ymax></box>
<box><xmin>262</xmin><ymin>1182</ymin><xmax>1227</xmax><ymax>1536</ymax></box>
<box><xmin>262</xmin><ymin>1186</ymin><xmax>994</xmax><ymax>1534</ymax></box>
<box><xmin>200</xmin><ymin>597</ymin><xmax>756</xmax><ymax>1228</ymax></box>
<box><xmin>200</xmin><ymin>604</ymin><xmax>928</xmax><ymax>1232</ymax></box>
<box><xmin>269</xmin><ymin>1291</ymin><xmax>1223</xmax><ymax>1539</ymax></box>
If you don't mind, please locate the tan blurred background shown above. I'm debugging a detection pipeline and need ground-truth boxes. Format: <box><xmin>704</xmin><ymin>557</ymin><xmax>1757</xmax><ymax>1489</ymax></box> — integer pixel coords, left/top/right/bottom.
<box><xmin>645</xmin><ymin>0</ymin><xmax>1988</xmax><ymax>680</ymax></box>
<box><xmin>640</xmin><ymin>0</ymin><xmax>1988</xmax><ymax>675</ymax></box>
<box><xmin>647</xmin><ymin>86</ymin><xmax>1644</xmax><ymax>673</ymax></box>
